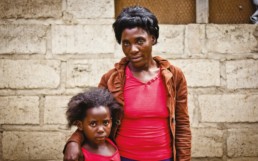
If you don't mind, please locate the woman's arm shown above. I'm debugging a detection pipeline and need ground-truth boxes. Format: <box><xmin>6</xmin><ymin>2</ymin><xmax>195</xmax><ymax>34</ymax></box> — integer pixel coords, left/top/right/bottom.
<box><xmin>63</xmin><ymin>129</ymin><xmax>84</xmax><ymax>161</ymax></box>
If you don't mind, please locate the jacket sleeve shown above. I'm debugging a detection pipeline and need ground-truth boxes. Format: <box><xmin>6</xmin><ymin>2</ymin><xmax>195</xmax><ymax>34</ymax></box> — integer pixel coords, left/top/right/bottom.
<box><xmin>174</xmin><ymin>68</ymin><xmax>191</xmax><ymax>161</ymax></box>
<box><xmin>98</xmin><ymin>72</ymin><xmax>109</xmax><ymax>88</ymax></box>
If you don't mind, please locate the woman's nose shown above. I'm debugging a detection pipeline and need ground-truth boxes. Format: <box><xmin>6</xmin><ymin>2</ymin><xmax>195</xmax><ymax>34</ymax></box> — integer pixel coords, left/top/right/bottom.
<box><xmin>131</xmin><ymin>44</ymin><xmax>139</xmax><ymax>53</ymax></box>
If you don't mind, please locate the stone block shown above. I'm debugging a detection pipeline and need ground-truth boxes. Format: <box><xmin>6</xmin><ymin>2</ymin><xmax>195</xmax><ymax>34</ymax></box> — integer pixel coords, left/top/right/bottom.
<box><xmin>191</xmin><ymin>158</ymin><xmax>222</xmax><ymax>161</ymax></box>
<box><xmin>227</xmin><ymin>129</ymin><xmax>258</xmax><ymax>157</ymax></box>
<box><xmin>0</xmin><ymin>96</ymin><xmax>39</xmax><ymax>124</ymax></box>
<box><xmin>51</xmin><ymin>25</ymin><xmax>115</xmax><ymax>54</ymax></box>
<box><xmin>0</xmin><ymin>60</ymin><xmax>60</xmax><ymax>89</ymax></box>
<box><xmin>153</xmin><ymin>25</ymin><xmax>185</xmax><ymax>55</ymax></box>
<box><xmin>0</xmin><ymin>0</ymin><xmax>62</xmax><ymax>18</ymax></box>
<box><xmin>67</xmin><ymin>0</ymin><xmax>114</xmax><ymax>18</ymax></box>
<box><xmin>3</xmin><ymin>131</ymin><xmax>65</xmax><ymax>160</ymax></box>
<box><xmin>66</xmin><ymin>59</ymin><xmax>117</xmax><ymax>87</ymax></box>
<box><xmin>199</xmin><ymin>94</ymin><xmax>258</xmax><ymax>122</ymax></box>
<box><xmin>185</xmin><ymin>24</ymin><xmax>205</xmax><ymax>55</ymax></box>
<box><xmin>226</xmin><ymin>60</ymin><xmax>258</xmax><ymax>89</ymax></box>
<box><xmin>188</xmin><ymin>95</ymin><xmax>195</xmax><ymax>125</ymax></box>
<box><xmin>192</xmin><ymin>128</ymin><xmax>223</xmax><ymax>157</ymax></box>
<box><xmin>44</xmin><ymin>96</ymin><xmax>72</xmax><ymax>125</ymax></box>
<box><xmin>0</xmin><ymin>132</ymin><xmax>2</xmax><ymax>161</ymax></box>
<box><xmin>0</xmin><ymin>24</ymin><xmax>48</xmax><ymax>54</ymax></box>
<box><xmin>171</xmin><ymin>59</ymin><xmax>220</xmax><ymax>87</ymax></box>
<box><xmin>206</xmin><ymin>24</ymin><xmax>256</xmax><ymax>54</ymax></box>
<box><xmin>114</xmin><ymin>43</ymin><xmax>124</xmax><ymax>58</ymax></box>
<box><xmin>228</xmin><ymin>158</ymin><xmax>258</xmax><ymax>161</ymax></box>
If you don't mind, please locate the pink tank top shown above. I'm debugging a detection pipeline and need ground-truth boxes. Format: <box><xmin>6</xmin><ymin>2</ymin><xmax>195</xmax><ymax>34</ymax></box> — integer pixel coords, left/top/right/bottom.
<box><xmin>81</xmin><ymin>138</ymin><xmax>121</xmax><ymax>161</ymax></box>
<box><xmin>116</xmin><ymin>66</ymin><xmax>172</xmax><ymax>160</ymax></box>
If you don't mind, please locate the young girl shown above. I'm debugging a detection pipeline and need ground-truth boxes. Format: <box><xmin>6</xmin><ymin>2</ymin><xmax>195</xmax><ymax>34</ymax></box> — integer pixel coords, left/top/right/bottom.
<box><xmin>66</xmin><ymin>87</ymin><xmax>122</xmax><ymax>161</ymax></box>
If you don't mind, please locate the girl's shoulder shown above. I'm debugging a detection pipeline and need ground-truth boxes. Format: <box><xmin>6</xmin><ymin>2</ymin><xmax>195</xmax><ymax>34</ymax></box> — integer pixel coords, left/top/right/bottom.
<box><xmin>106</xmin><ymin>138</ymin><xmax>117</xmax><ymax>149</ymax></box>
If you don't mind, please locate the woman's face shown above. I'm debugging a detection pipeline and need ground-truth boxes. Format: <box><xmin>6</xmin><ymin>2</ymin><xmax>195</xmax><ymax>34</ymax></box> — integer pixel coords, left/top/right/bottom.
<box><xmin>121</xmin><ymin>27</ymin><xmax>155</xmax><ymax>69</ymax></box>
<box><xmin>78</xmin><ymin>106</ymin><xmax>112</xmax><ymax>146</ymax></box>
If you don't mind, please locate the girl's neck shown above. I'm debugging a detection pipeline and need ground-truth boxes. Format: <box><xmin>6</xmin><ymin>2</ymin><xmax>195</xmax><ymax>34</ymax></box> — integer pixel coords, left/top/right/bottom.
<box><xmin>83</xmin><ymin>140</ymin><xmax>107</xmax><ymax>150</ymax></box>
<box><xmin>82</xmin><ymin>139</ymin><xmax>116</xmax><ymax>156</ymax></box>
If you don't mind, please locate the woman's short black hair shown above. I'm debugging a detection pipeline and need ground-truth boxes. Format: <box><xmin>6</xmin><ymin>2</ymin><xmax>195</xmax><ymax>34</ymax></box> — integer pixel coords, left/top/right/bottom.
<box><xmin>113</xmin><ymin>6</ymin><xmax>159</xmax><ymax>44</ymax></box>
<box><xmin>66</xmin><ymin>87</ymin><xmax>121</xmax><ymax>128</ymax></box>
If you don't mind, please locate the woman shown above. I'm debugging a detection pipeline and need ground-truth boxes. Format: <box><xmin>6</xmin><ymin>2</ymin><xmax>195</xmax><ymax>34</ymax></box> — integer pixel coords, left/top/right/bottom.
<box><xmin>64</xmin><ymin>6</ymin><xmax>191</xmax><ymax>161</ymax></box>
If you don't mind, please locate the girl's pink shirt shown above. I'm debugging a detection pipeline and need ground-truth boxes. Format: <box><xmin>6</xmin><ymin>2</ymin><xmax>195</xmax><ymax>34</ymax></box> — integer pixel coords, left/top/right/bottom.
<box><xmin>115</xmin><ymin>66</ymin><xmax>172</xmax><ymax>161</ymax></box>
<box><xmin>81</xmin><ymin>138</ymin><xmax>120</xmax><ymax>161</ymax></box>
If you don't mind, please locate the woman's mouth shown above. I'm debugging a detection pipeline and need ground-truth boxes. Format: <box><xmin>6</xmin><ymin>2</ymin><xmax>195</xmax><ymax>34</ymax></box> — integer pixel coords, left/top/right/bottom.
<box><xmin>131</xmin><ymin>56</ymin><xmax>142</xmax><ymax>62</ymax></box>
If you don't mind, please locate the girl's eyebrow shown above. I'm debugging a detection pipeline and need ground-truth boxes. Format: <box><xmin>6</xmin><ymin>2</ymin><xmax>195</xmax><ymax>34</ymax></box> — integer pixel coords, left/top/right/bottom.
<box><xmin>89</xmin><ymin>119</ymin><xmax>97</xmax><ymax>121</ymax></box>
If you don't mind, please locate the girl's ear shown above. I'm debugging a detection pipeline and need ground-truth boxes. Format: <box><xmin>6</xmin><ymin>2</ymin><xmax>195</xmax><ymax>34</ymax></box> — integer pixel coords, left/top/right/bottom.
<box><xmin>77</xmin><ymin>121</ymin><xmax>83</xmax><ymax>131</ymax></box>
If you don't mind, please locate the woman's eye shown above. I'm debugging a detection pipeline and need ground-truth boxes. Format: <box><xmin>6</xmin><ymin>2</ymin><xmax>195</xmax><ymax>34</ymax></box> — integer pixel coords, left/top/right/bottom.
<box><xmin>89</xmin><ymin>122</ymin><xmax>96</xmax><ymax>127</ymax></box>
<box><xmin>137</xmin><ymin>39</ymin><xmax>144</xmax><ymax>44</ymax></box>
<box><xmin>123</xmin><ymin>42</ymin><xmax>130</xmax><ymax>47</ymax></box>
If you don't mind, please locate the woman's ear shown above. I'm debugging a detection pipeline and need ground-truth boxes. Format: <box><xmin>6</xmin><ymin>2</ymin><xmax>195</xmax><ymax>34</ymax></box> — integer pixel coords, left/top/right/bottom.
<box><xmin>152</xmin><ymin>36</ymin><xmax>156</xmax><ymax>45</ymax></box>
<box><xmin>77</xmin><ymin>121</ymin><xmax>83</xmax><ymax>131</ymax></box>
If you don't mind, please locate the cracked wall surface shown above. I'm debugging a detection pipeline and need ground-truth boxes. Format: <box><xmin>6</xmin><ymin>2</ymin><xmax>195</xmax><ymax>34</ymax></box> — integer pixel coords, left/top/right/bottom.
<box><xmin>0</xmin><ymin>0</ymin><xmax>257</xmax><ymax>161</ymax></box>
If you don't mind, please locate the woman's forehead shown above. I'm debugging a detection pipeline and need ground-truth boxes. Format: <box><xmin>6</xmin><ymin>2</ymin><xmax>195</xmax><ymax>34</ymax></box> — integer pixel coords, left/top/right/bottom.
<box><xmin>121</xmin><ymin>27</ymin><xmax>149</xmax><ymax>38</ymax></box>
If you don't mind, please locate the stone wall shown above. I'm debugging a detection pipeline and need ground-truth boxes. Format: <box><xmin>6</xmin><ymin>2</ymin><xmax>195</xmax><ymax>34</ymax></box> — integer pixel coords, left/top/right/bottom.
<box><xmin>0</xmin><ymin>0</ymin><xmax>257</xmax><ymax>161</ymax></box>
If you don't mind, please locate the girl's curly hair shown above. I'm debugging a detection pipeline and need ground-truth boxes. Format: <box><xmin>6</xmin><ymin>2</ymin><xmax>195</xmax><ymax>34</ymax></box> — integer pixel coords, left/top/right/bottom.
<box><xmin>66</xmin><ymin>87</ymin><xmax>122</xmax><ymax>129</ymax></box>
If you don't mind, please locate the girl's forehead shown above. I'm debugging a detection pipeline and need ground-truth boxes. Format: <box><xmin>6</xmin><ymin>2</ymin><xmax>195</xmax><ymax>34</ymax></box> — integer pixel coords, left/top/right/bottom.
<box><xmin>86</xmin><ymin>106</ymin><xmax>111</xmax><ymax>116</ymax></box>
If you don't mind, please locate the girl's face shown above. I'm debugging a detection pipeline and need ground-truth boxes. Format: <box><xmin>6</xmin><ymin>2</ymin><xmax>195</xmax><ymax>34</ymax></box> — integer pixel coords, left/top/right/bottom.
<box><xmin>78</xmin><ymin>106</ymin><xmax>112</xmax><ymax>146</ymax></box>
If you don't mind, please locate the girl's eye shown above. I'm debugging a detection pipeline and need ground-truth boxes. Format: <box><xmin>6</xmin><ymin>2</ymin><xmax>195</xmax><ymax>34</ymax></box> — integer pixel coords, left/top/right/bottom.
<box><xmin>89</xmin><ymin>121</ymin><xmax>97</xmax><ymax>127</ymax></box>
<box><xmin>103</xmin><ymin>120</ymin><xmax>110</xmax><ymax>126</ymax></box>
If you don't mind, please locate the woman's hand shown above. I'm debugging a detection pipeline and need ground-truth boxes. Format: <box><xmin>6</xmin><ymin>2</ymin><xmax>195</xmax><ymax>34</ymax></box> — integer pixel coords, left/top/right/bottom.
<box><xmin>63</xmin><ymin>142</ymin><xmax>83</xmax><ymax>161</ymax></box>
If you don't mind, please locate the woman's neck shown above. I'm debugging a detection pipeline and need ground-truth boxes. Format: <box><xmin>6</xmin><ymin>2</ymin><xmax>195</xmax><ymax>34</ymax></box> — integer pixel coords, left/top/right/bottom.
<box><xmin>128</xmin><ymin>59</ymin><xmax>160</xmax><ymax>83</ymax></box>
<box><xmin>128</xmin><ymin>59</ymin><xmax>158</xmax><ymax>73</ymax></box>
